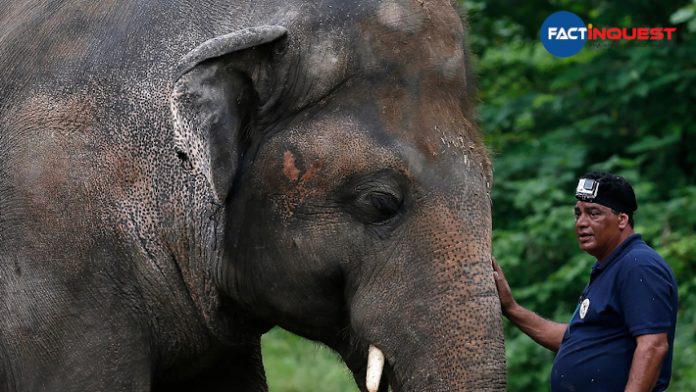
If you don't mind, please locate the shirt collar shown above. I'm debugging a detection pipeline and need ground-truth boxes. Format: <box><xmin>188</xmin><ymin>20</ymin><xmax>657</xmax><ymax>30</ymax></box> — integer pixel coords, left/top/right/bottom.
<box><xmin>590</xmin><ymin>233</ymin><xmax>642</xmax><ymax>275</ymax></box>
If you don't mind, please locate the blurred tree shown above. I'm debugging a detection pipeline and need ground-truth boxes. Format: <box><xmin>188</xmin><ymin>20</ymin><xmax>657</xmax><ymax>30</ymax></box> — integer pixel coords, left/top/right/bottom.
<box><xmin>460</xmin><ymin>0</ymin><xmax>696</xmax><ymax>390</ymax></box>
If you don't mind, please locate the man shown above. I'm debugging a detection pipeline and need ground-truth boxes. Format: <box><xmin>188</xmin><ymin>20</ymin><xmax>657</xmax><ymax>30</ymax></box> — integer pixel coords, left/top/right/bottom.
<box><xmin>492</xmin><ymin>172</ymin><xmax>678</xmax><ymax>391</ymax></box>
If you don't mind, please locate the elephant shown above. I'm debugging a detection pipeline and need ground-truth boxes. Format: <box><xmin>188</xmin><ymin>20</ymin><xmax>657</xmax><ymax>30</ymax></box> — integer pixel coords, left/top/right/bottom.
<box><xmin>0</xmin><ymin>0</ymin><xmax>505</xmax><ymax>391</ymax></box>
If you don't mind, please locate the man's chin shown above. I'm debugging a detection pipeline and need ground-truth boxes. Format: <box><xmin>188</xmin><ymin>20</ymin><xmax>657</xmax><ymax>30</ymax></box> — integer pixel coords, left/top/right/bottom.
<box><xmin>577</xmin><ymin>239</ymin><xmax>595</xmax><ymax>252</ymax></box>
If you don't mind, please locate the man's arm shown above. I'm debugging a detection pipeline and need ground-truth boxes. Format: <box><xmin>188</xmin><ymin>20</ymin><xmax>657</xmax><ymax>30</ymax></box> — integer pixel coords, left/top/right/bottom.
<box><xmin>492</xmin><ymin>257</ymin><xmax>567</xmax><ymax>352</ymax></box>
<box><xmin>624</xmin><ymin>333</ymin><xmax>669</xmax><ymax>392</ymax></box>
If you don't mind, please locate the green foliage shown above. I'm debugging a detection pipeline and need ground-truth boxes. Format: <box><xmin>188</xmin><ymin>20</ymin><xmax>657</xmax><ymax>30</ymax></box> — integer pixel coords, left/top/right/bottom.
<box><xmin>262</xmin><ymin>327</ymin><xmax>356</xmax><ymax>392</ymax></box>
<box><xmin>463</xmin><ymin>0</ymin><xmax>696</xmax><ymax>390</ymax></box>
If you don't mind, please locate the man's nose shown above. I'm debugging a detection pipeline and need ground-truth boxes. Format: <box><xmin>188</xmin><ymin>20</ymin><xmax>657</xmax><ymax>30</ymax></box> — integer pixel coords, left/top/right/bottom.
<box><xmin>576</xmin><ymin>213</ymin><xmax>588</xmax><ymax>227</ymax></box>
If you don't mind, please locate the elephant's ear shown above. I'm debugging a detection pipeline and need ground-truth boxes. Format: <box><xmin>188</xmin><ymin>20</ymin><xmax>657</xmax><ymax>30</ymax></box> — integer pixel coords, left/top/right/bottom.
<box><xmin>171</xmin><ymin>25</ymin><xmax>287</xmax><ymax>202</ymax></box>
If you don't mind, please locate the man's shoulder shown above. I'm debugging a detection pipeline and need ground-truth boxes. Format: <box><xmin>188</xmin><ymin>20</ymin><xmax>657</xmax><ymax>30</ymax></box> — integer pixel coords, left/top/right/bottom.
<box><xmin>625</xmin><ymin>243</ymin><xmax>662</xmax><ymax>262</ymax></box>
<box><xmin>618</xmin><ymin>240</ymin><xmax>676</xmax><ymax>281</ymax></box>
<box><xmin>619</xmin><ymin>235</ymin><xmax>663</xmax><ymax>263</ymax></box>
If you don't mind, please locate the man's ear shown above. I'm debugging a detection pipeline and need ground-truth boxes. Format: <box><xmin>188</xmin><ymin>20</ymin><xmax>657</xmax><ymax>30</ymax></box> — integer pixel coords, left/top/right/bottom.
<box><xmin>617</xmin><ymin>212</ymin><xmax>629</xmax><ymax>230</ymax></box>
<box><xmin>170</xmin><ymin>26</ymin><xmax>287</xmax><ymax>202</ymax></box>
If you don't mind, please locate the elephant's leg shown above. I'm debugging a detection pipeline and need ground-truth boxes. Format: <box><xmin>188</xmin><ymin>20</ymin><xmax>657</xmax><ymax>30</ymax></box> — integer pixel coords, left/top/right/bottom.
<box><xmin>154</xmin><ymin>343</ymin><xmax>267</xmax><ymax>392</ymax></box>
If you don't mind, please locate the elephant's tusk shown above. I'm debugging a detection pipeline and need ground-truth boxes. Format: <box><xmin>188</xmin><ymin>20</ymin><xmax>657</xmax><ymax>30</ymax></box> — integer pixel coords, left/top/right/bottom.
<box><xmin>366</xmin><ymin>345</ymin><xmax>385</xmax><ymax>392</ymax></box>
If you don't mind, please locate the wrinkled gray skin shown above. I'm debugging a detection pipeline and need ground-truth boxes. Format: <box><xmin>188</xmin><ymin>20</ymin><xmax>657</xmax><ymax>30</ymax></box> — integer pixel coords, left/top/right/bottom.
<box><xmin>0</xmin><ymin>1</ymin><xmax>505</xmax><ymax>391</ymax></box>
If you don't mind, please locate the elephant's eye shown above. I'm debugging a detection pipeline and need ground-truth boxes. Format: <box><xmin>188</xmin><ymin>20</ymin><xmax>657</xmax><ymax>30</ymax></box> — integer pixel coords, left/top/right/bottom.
<box><xmin>343</xmin><ymin>173</ymin><xmax>405</xmax><ymax>225</ymax></box>
<box><xmin>354</xmin><ymin>190</ymin><xmax>403</xmax><ymax>224</ymax></box>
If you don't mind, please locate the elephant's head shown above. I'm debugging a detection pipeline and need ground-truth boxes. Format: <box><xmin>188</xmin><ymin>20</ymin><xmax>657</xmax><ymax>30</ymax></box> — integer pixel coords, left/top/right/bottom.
<box><xmin>171</xmin><ymin>1</ymin><xmax>505</xmax><ymax>391</ymax></box>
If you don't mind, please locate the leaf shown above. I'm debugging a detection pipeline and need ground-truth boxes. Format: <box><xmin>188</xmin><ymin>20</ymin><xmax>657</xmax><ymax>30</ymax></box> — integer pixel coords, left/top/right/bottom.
<box><xmin>670</xmin><ymin>6</ymin><xmax>696</xmax><ymax>24</ymax></box>
<box><xmin>625</xmin><ymin>133</ymin><xmax>680</xmax><ymax>154</ymax></box>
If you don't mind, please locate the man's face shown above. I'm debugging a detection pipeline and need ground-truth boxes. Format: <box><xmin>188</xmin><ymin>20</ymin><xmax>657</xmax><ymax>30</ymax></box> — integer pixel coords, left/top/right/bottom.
<box><xmin>574</xmin><ymin>201</ymin><xmax>627</xmax><ymax>261</ymax></box>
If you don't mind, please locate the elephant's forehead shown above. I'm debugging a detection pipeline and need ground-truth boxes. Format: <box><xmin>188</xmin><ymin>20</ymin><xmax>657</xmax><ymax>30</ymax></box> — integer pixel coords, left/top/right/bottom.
<box><xmin>356</xmin><ymin>0</ymin><xmax>467</xmax><ymax>80</ymax></box>
<box><xmin>293</xmin><ymin>0</ymin><xmax>468</xmax><ymax>101</ymax></box>
<box><xmin>347</xmin><ymin>0</ymin><xmax>481</xmax><ymax>165</ymax></box>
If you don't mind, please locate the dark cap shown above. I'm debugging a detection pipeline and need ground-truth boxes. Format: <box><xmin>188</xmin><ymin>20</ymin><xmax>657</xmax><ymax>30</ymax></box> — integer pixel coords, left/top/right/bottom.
<box><xmin>575</xmin><ymin>171</ymin><xmax>638</xmax><ymax>213</ymax></box>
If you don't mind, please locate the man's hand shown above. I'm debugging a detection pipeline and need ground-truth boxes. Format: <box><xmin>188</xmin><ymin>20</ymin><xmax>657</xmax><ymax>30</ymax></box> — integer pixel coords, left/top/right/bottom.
<box><xmin>491</xmin><ymin>256</ymin><xmax>567</xmax><ymax>352</ymax></box>
<box><xmin>492</xmin><ymin>256</ymin><xmax>516</xmax><ymax>314</ymax></box>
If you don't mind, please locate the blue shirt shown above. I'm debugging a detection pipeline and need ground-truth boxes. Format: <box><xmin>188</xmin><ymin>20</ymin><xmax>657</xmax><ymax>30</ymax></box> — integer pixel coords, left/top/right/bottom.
<box><xmin>550</xmin><ymin>234</ymin><xmax>678</xmax><ymax>392</ymax></box>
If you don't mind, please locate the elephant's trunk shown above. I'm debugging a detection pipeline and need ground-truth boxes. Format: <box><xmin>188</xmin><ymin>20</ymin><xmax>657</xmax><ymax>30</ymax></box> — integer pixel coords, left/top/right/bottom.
<box><xmin>380</xmin><ymin>292</ymin><xmax>506</xmax><ymax>392</ymax></box>
<box><xmin>349</xmin><ymin>258</ymin><xmax>507</xmax><ymax>391</ymax></box>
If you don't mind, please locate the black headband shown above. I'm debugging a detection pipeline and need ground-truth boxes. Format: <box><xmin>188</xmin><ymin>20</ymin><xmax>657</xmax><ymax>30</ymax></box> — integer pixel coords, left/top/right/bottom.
<box><xmin>575</xmin><ymin>174</ymin><xmax>637</xmax><ymax>213</ymax></box>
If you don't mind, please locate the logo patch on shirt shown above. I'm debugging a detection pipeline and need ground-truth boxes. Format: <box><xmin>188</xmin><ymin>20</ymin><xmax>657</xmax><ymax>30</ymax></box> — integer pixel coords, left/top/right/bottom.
<box><xmin>580</xmin><ymin>298</ymin><xmax>590</xmax><ymax>319</ymax></box>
